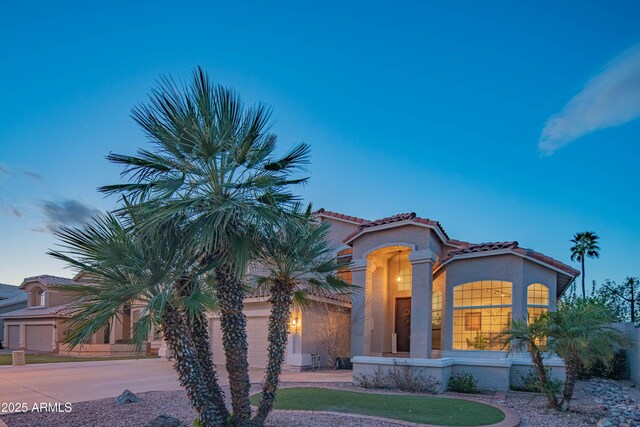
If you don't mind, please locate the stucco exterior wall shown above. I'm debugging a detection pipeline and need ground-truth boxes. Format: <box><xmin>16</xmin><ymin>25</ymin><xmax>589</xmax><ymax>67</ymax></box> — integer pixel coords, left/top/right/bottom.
<box><xmin>320</xmin><ymin>217</ymin><xmax>359</xmax><ymax>252</ymax></box>
<box><xmin>300</xmin><ymin>301</ymin><xmax>351</xmax><ymax>368</ymax></box>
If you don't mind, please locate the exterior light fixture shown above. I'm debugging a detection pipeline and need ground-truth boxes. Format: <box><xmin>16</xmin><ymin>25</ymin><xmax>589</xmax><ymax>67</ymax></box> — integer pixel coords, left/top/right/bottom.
<box><xmin>397</xmin><ymin>250</ymin><xmax>402</xmax><ymax>283</ymax></box>
<box><xmin>291</xmin><ymin>316</ymin><xmax>299</xmax><ymax>331</ymax></box>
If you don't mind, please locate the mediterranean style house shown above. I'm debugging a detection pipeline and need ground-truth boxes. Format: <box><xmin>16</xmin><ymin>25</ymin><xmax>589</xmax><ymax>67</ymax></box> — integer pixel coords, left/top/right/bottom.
<box><xmin>1</xmin><ymin>208</ymin><xmax>579</xmax><ymax>390</ymax></box>
<box><xmin>315</xmin><ymin>208</ymin><xmax>579</xmax><ymax>391</ymax></box>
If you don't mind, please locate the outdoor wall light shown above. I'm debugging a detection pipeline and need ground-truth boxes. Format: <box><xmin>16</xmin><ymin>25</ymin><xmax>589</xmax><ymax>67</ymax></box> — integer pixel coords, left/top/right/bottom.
<box><xmin>291</xmin><ymin>317</ymin><xmax>298</xmax><ymax>328</ymax></box>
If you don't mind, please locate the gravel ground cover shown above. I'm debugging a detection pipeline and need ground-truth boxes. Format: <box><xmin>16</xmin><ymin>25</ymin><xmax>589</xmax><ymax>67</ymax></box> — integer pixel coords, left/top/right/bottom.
<box><xmin>2</xmin><ymin>379</ymin><xmax>634</xmax><ymax>426</ymax></box>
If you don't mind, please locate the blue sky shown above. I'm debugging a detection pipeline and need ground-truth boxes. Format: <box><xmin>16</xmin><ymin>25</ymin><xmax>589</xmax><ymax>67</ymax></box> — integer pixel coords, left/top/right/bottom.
<box><xmin>0</xmin><ymin>1</ymin><xmax>639</xmax><ymax>287</ymax></box>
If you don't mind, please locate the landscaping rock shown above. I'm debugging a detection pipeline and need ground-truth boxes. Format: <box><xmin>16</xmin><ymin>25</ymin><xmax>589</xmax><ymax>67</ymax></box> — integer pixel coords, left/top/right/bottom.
<box><xmin>145</xmin><ymin>414</ymin><xmax>187</xmax><ymax>427</ymax></box>
<box><xmin>115</xmin><ymin>389</ymin><xmax>141</xmax><ymax>405</ymax></box>
<box><xmin>597</xmin><ymin>418</ymin><xmax>613</xmax><ymax>427</ymax></box>
<box><xmin>587</xmin><ymin>378</ymin><xmax>640</xmax><ymax>427</ymax></box>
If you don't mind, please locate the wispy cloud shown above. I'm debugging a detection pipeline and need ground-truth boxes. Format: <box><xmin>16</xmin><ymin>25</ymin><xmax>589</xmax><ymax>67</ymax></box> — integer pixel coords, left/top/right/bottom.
<box><xmin>22</xmin><ymin>170</ymin><xmax>44</xmax><ymax>181</ymax></box>
<box><xmin>539</xmin><ymin>44</ymin><xmax>640</xmax><ymax>155</ymax></box>
<box><xmin>40</xmin><ymin>199</ymin><xmax>101</xmax><ymax>233</ymax></box>
<box><xmin>0</xmin><ymin>165</ymin><xmax>9</xmax><ymax>176</ymax></box>
<box><xmin>0</xmin><ymin>205</ymin><xmax>23</xmax><ymax>218</ymax></box>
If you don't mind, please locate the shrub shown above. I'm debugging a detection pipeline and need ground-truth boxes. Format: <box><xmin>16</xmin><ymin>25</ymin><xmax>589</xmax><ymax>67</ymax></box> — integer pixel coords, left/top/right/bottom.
<box><xmin>513</xmin><ymin>369</ymin><xmax>563</xmax><ymax>395</ymax></box>
<box><xmin>356</xmin><ymin>363</ymin><xmax>440</xmax><ymax>393</ymax></box>
<box><xmin>448</xmin><ymin>372</ymin><xmax>478</xmax><ymax>394</ymax></box>
<box><xmin>578</xmin><ymin>349</ymin><xmax>627</xmax><ymax>380</ymax></box>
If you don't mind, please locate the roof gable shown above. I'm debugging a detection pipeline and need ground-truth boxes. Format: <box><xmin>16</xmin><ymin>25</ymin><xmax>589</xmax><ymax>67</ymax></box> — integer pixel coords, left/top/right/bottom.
<box><xmin>19</xmin><ymin>275</ymin><xmax>80</xmax><ymax>290</ymax></box>
<box><xmin>343</xmin><ymin>212</ymin><xmax>450</xmax><ymax>244</ymax></box>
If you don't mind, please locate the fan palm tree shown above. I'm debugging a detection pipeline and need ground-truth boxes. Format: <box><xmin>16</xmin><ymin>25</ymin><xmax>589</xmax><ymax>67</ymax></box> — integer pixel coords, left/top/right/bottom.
<box><xmin>570</xmin><ymin>231</ymin><xmax>600</xmax><ymax>297</ymax></box>
<box><xmin>48</xmin><ymin>211</ymin><xmax>230</xmax><ymax>426</ymax></box>
<box><xmin>500</xmin><ymin>315</ymin><xmax>559</xmax><ymax>408</ymax></box>
<box><xmin>99</xmin><ymin>68</ymin><xmax>309</xmax><ymax>424</ymax></box>
<box><xmin>251</xmin><ymin>207</ymin><xmax>354</xmax><ymax>425</ymax></box>
<box><xmin>547</xmin><ymin>301</ymin><xmax>627</xmax><ymax>411</ymax></box>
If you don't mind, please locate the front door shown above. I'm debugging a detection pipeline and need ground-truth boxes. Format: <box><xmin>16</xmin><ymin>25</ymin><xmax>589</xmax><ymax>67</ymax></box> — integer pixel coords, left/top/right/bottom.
<box><xmin>395</xmin><ymin>298</ymin><xmax>411</xmax><ymax>352</ymax></box>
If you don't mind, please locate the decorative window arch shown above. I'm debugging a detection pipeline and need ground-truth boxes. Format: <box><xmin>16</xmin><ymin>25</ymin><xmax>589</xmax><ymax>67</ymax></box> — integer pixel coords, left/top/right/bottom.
<box><xmin>527</xmin><ymin>283</ymin><xmax>549</xmax><ymax>322</ymax></box>
<box><xmin>389</xmin><ymin>251</ymin><xmax>412</xmax><ymax>291</ymax></box>
<box><xmin>32</xmin><ymin>287</ymin><xmax>45</xmax><ymax>306</ymax></box>
<box><xmin>452</xmin><ymin>280</ymin><xmax>512</xmax><ymax>351</ymax></box>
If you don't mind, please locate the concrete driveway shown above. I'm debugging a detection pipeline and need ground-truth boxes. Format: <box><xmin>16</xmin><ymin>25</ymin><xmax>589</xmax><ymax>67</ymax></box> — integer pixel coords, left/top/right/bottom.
<box><xmin>0</xmin><ymin>358</ymin><xmax>352</xmax><ymax>406</ymax></box>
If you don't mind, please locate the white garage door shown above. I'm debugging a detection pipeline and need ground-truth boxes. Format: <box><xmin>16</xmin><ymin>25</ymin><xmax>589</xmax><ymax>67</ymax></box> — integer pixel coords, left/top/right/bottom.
<box><xmin>209</xmin><ymin>316</ymin><xmax>270</xmax><ymax>369</ymax></box>
<box><xmin>7</xmin><ymin>325</ymin><xmax>20</xmax><ymax>350</ymax></box>
<box><xmin>25</xmin><ymin>325</ymin><xmax>53</xmax><ymax>352</ymax></box>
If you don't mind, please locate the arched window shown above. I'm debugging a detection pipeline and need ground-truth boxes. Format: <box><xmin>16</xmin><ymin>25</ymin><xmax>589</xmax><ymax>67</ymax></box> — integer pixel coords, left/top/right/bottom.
<box><xmin>38</xmin><ymin>289</ymin><xmax>46</xmax><ymax>306</ymax></box>
<box><xmin>336</xmin><ymin>249</ymin><xmax>353</xmax><ymax>284</ymax></box>
<box><xmin>452</xmin><ymin>281</ymin><xmax>512</xmax><ymax>351</ymax></box>
<box><xmin>527</xmin><ymin>283</ymin><xmax>549</xmax><ymax>322</ymax></box>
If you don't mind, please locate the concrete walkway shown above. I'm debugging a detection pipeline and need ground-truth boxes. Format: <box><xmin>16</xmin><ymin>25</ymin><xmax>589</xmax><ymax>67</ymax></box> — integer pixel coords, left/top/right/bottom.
<box><xmin>0</xmin><ymin>358</ymin><xmax>352</xmax><ymax>406</ymax></box>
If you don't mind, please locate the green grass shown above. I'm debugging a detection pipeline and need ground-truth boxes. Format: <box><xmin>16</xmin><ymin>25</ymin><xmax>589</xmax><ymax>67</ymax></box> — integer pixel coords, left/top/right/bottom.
<box><xmin>0</xmin><ymin>353</ymin><xmax>159</xmax><ymax>365</ymax></box>
<box><xmin>250</xmin><ymin>387</ymin><xmax>505</xmax><ymax>426</ymax></box>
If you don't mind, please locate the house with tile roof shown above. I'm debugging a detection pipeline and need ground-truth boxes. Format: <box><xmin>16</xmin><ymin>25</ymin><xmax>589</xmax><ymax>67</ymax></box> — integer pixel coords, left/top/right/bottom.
<box><xmin>0</xmin><ymin>283</ymin><xmax>27</xmax><ymax>347</ymax></box>
<box><xmin>1</xmin><ymin>274</ymin><xmax>153</xmax><ymax>356</ymax></box>
<box><xmin>1</xmin><ymin>209</ymin><xmax>579</xmax><ymax>389</ymax></box>
<box><xmin>315</xmin><ymin>208</ymin><xmax>579</xmax><ymax>391</ymax></box>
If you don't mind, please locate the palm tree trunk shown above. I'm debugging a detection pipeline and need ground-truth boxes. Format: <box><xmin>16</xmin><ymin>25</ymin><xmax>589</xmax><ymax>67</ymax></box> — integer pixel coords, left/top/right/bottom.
<box><xmin>162</xmin><ymin>305</ymin><xmax>228</xmax><ymax>426</ymax></box>
<box><xmin>253</xmin><ymin>282</ymin><xmax>293</xmax><ymax>425</ymax></box>
<box><xmin>529</xmin><ymin>347</ymin><xmax>558</xmax><ymax>408</ymax></box>
<box><xmin>215</xmin><ymin>265</ymin><xmax>252</xmax><ymax>425</ymax></box>
<box><xmin>581</xmin><ymin>258</ymin><xmax>586</xmax><ymax>298</ymax></box>
<box><xmin>188</xmin><ymin>312</ymin><xmax>230</xmax><ymax>421</ymax></box>
<box><xmin>560</xmin><ymin>353</ymin><xmax>580</xmax><ymax>411</ymax></box>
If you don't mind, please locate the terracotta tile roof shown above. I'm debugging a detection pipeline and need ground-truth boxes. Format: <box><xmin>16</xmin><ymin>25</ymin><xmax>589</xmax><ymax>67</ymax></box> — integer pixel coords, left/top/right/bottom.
<box><xmin>449</xmin><ymin>241</ymin><xmax>519</xmax><ymax>256</ymax></box>
<box><xmin>314</xmin><ymin>208</ymin><xmax>368</xmax><ymax>224</ymax></box>
<box><xmin>440</xmin><ymin>241</ymin><xmax>579</xmax><ymax>278</ymax></box>
<box><xmin>0</xmin><ymin>303</ymin><xmax>75</xmax><ymax>319</ymax></box>
<box><xmin>513</xmin><ymin>248</ymin><xmax>580</xmax><ymax>276</ymax></box>
<box><xmin>343</xmin><ymin>212</ymin><xmax>450</xmax><ymax>243</ymax></box>
<box><xmin>21</xmin><ymin>275</ymin><xmax>80</xmax><ymax>288</ymax></box>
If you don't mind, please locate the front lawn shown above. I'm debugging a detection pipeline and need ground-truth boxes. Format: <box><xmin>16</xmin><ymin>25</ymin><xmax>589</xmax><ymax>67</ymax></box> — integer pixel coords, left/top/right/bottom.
<box><xmin>0</xmin><ymin>353</ymin><xmax>158</xmax><ymax>365</ymax></box>
<box><xmin>250</xmin><ymin>387</ymin><xmax>505</xmax><ymax>426</ymax></box>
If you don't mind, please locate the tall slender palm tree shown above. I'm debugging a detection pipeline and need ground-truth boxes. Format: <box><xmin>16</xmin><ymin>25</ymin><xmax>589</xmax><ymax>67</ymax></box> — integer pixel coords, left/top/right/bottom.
<box><xmin>547</xmin><ymin>301</ymin><xmax>627</xmax><ymax>411</ymax></box>
<box><xmin>570</xmin><ymin>231</ymin><xmax>600</xmax><ymax>297</ymax></box>
<box><xmin>49</xmin><ymin>212</ymin><xmax>230</xmax><ymax>426</ymax></box>
<box><xmin>251</xmin><ymin>207</ymin><xmax>354</xmax><ymax>425</ymax></box>
<box><xmin>100</xmin><ymin>68</ymin><xmax>309</xmax><ymax>424</ymax></box>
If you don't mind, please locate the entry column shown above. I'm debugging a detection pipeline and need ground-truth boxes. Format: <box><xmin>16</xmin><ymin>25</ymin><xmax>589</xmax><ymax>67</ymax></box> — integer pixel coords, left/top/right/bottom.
<box><xmin>409</xmin><ymin>250</ymin><xmax>436</xmax><ymax>359</ymax></box>
<box><xmin>350</xmin><ymin>258</ymin><xmax>374</xmax><ymax>357</ymax></box>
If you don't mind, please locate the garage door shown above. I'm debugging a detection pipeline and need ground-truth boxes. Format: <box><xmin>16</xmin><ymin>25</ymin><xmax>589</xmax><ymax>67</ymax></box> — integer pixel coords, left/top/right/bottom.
<box><xmin>7</xmin><ymin>325</ymin><xmax>20</xmax><ymax>350</ymax></box>
<box><xmin>25</xmin><ymin>325</ymin><xmax>53</xmax><ymax>352</ymax></box>
<box><xmin>210</xmin><ymin>316</ymin><xmax>270</xmax><ymax>369</ymax></box>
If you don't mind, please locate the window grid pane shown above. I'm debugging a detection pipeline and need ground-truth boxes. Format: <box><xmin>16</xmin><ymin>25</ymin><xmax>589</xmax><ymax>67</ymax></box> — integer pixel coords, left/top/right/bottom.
<box><xmin>432</xmin><ymin>291</ymin><xmax>442</xmax><ymax>327</ymax></box>
<box><xmin>452</xmin><ymin>281</ymin><xmax>512</xmax><ymax>351</ymax></box>
<box><xmin>527</xmin><ymin>283</ymin><xmax>549</xmax><ymax>306</ymax></box>
<box><xmin>453</xmin><ymin>281</ymin><xmax>512</xmax><ymax>307</ymax></box>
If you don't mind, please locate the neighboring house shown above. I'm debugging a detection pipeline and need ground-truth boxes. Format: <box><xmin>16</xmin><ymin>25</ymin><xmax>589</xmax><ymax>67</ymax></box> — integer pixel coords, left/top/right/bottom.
<box><xmin>0</xmin><ymin>273</ymin><xmax>161</xmax><ymax>356</ymax></box>
<box><xmin>0</xmin><ymin>283</ymin><xmax>27</xmax><ymax>347</ymax></box>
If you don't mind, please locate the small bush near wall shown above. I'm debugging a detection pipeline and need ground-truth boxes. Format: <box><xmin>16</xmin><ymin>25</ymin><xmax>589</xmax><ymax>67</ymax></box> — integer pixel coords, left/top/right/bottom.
<box><xmin>578</xmin><ymin>349</ymin><xmax>628</xmax><ymax>380</ymax></box>
<box><xmin>356</xmin><ymin>363</ymin><xmax>440</xmax><ymax>394</ymax></box>
<box><xmin>448</xmin><ymin>372</ymin><xmax>478</xmax><ymax>394</ymax></box>
<box><xmin>512</xmin><ymin>369</ymin><xmax>563</xmax><ymax>395</ymax></box>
